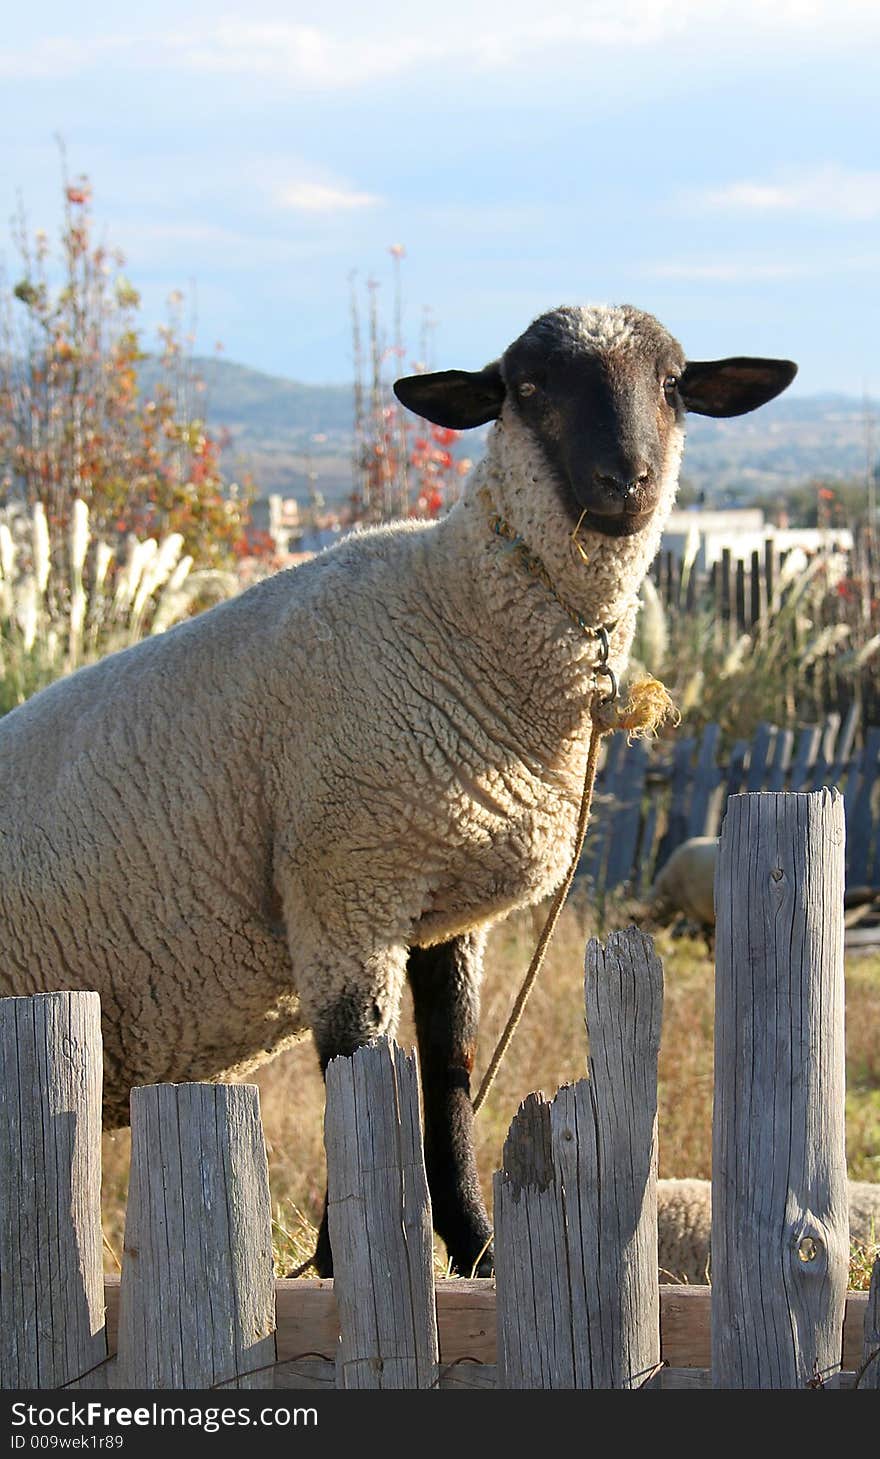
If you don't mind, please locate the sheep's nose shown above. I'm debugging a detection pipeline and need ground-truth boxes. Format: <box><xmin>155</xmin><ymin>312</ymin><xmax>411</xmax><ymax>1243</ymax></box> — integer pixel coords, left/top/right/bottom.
<box><xmin>594</xmin><ymin>463</ymin><xmax>653</xmax><ymax>499</ymax></box>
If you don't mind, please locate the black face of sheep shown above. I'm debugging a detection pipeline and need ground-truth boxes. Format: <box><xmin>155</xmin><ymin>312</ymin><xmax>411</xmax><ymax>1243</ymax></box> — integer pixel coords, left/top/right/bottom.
<box><xmin>394</xmin><ymin>304</ymin><xmax>797</xmax><ymax>538</ymax></box>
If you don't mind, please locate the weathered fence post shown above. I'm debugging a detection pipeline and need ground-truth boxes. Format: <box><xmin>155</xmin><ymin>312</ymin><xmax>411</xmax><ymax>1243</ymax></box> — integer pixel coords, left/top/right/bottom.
<box><xmin>116</xmin><ymin>1083</ymin><xmax>276</xmax><ymax>1388</ymax></box>
<box><xmin>0</xmin><ymin>991</ymin><xmax>106</xmax><ymax>1390</ymax></box>
<box><xmin>494</xmin><ymin>927</ymin><xmax>663</xmax><ymax>1388</ymax></box>
<box><xmin>712</xmin><ymin>789</ymin><xmax>849</xmax><ymax>1388</ymax></box>
<box><xmin>324</xmin><ymin>1037</ymin><xmax>439</xmax><ymax>1389</ymax></box>
<box><xmin>863</xmin><ymin>1256</ymin><xmax>880</xmax><ymax>1389</ymax></box>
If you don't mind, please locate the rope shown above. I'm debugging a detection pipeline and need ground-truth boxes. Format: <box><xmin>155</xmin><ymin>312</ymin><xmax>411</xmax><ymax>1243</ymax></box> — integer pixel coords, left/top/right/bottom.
<box><xmin>472</xmin><ymin>675</ymin><xmax>677</xmax><ymax>1116</ymax></box>
<box><xmin>472</xmin><ymin>704</ymin><xmax>605</xmax><ymax>1113</ymax></box>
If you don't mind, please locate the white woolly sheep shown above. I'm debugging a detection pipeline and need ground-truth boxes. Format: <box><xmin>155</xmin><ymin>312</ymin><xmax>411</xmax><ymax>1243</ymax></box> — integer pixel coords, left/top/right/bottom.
<box><xmin>647</xmin><ymin>838</ymin><xmax>879</xmax><ymax>938</ymax></box>
<box><xmin>657</xmin><ymin>1178</ymin><xmax>880</xmax><ymax>1283</ymax></box>
<box><xmin>648</xmin><ymin>836</ymin><xmax>719</xmax><ymax>929</ymax></box>
<box><xmin>0</xmin><ymin>303</ymin><xmax>796</xmax><ymax>1275</ymax></box>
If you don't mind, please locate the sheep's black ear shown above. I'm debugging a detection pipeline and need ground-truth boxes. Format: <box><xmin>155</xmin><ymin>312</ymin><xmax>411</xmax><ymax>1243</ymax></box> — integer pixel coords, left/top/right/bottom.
<box><xmin>393</xmin><ymin>363</ymin><xmax>505</xmax><ymax>429</ymax></box>
<box><xmin>679</xmin><ymin>357</ymin><xmax>797</xmax><ymax>417</ymax></box>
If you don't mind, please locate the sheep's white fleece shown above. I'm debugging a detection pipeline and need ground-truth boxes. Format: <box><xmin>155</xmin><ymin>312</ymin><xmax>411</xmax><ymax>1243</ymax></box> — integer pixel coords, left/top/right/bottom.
<box><xmin>657</xmin><ymin>1178</ymin><xmax>880</xmax><ymax>1284</ymax></box>
<box><xmin>0</xmin><ymin>396</ymin><xmax>684</xmax><ymax>1124</ymax></box>
<box><xmin>649</xmin><ymin>837</ymin><xmax>718</xmax><ymax>927</ymax></box>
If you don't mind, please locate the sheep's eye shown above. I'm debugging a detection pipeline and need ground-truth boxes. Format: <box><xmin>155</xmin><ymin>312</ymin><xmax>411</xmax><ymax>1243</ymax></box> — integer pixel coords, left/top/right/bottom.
<box><xmin>518</xmin><ymin>381</ymin><xmax>537</xmax><ymax>398</ymax></box>
<box><xmin>663</xmin><ymin>375</ymin><xmax>680</xmax><ymax>404</ymax></box>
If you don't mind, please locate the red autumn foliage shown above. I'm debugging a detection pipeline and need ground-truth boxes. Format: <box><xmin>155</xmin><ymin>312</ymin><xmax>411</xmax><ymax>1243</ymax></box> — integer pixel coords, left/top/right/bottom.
<box><xmin>349</xmin><ymin>259</ymin><xmax>471</xmax><ymax>524</ymax></box>
<box><xmin>0</xmin><ymin>169</ymin><xmax>266</xmax><ymax>569</ymax></box>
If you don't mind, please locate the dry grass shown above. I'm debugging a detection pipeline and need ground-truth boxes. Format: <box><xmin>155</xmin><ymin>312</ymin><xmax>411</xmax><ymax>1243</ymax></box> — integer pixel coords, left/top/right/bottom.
<box><xmin>100</xmin><ymin>902</ymin><xmax>880</xmax><ymax>1287</ymax></box>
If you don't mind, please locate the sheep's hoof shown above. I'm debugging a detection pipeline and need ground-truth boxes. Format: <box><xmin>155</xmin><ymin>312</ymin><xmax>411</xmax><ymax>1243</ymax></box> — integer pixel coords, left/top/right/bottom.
<box><xmin>312</xmin><ymin>1216</ymin><xmax>334</xmax><ymax>1278</ymax></box>
<box><xmin>447</xmin><ymin>1240</ymin><xmax>494</xmax><ymax>1279</ymax></box>
<box><xmin>469</xmin><ymin>1246</ymin><xmax>495</xmax><ymax>1279</ymax></box>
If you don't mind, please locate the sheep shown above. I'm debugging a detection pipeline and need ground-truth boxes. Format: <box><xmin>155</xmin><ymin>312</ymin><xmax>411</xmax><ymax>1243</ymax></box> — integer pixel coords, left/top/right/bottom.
<box><xmin>656</xmin><ymin>1178</ymin><xmax>880</xmax><ymax>1284</ymax></box>
<box><xmin>0</xmin><ymin>303</ymin><xmax>796</xmax><ymax>1277</ymax></box>
<box><xmin>648</xmin><ymin>836</ymin><xmax>719</xmax><ymax>930</ymax></box>
<box><xmin>647</xmin><ymin>838</ymin><xmax>879</xmax><ymax>941</ymax></box>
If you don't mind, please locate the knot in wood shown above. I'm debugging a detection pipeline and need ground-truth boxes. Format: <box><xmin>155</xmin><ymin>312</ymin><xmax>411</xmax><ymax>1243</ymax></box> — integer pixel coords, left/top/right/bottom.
<box><xmin>790</xmin><ymin>1221</ymin><xmax>828</xmax><ymax>1277</ymax></box>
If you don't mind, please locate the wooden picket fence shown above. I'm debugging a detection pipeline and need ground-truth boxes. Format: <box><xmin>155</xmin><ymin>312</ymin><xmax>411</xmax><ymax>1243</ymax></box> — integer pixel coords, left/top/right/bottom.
<box><xmin>648</xmin><ymin>525</ymin><xmax>880</xmax><ymax>755</ymax></box>
<box><xmin>581</xmin><ymin>707</ymin><xmax>880</xmax><ymax>897</ymax></box>
<box><xmin>1</xmin><ymin>790</ymin><xmax>878</xmax><ymax>1390</ymax></box>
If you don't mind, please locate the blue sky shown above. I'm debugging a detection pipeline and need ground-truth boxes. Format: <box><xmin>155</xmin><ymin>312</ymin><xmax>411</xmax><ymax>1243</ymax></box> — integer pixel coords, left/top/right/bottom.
<box><xmin>1</xmin><ymin>1</ymin><xmax>878</xmax><ymax>392</ymax></box>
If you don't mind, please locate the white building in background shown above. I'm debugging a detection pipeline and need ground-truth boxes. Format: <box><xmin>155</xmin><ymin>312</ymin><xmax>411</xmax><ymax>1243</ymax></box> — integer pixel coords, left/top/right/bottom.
<box><xmin>249</xmin><ymin>494</ymin><xmax>302</xmax><ymax>553</ymax></box>
<box><xmin>662</xmin><ymin>508</ymin><xmax>854</xmax><ymax>571</ymax></box>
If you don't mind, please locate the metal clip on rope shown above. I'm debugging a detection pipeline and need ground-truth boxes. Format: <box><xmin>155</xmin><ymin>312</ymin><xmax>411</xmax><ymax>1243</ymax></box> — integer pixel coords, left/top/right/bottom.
<box><xmin>595</xmin><ymin>624</ymin><xmax>618</xmax><ymax>705</ymax></box>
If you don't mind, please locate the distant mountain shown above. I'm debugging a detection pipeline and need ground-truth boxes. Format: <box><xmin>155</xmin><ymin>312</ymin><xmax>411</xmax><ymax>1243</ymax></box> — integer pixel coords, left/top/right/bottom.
<box><xmin>139</xmin><ymin>356</ymin><xmax>877</xmax><ymax>504</ymax></box>
<box><xmin>138</xmin><ymin>354</ymin><xmax>354</xmax><ymax>433</ymax></box>
<box><xmin>682</xmin><ymin>393</ymin><xmax>878</xmax><ymax>501</ymax></box>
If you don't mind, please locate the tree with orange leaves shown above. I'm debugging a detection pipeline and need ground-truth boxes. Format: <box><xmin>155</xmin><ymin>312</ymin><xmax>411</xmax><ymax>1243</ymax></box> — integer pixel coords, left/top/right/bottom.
<box><xmin>0</xmin><ymin>168</ymin><xmax>250</xmax><ymax>568</ymax></box>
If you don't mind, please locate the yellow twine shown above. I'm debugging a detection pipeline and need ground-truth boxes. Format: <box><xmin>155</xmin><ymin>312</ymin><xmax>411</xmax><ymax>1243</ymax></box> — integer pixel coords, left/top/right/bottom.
<box><xmin>592</xmin><ymin>674</ymin><xmax>680</xmax><ymax>742</ymax></box>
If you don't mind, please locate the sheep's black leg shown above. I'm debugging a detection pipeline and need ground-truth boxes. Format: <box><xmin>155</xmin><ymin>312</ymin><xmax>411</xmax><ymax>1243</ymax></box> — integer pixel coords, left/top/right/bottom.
<box><xmin>310</xmin><ymin>994</ymin><xmax>390</xmax><ymax>1279</ymax></box>
<box><xmin>407</xmin><ymin>931</ymin><xmax>494</xmax><ymax>1277</ymax></box>
<box><xmin>303</xmin><ymin>939</ymin><xmax>491</xmax><ymax>1279</ymax></box>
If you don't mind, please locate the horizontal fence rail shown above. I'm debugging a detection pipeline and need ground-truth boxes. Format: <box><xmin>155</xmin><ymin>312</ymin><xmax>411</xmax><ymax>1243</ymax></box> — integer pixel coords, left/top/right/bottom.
<box><xmin>1</xmin><ymin>790</ymin><xmax>878</xmax><ymax>1390</ymax></box>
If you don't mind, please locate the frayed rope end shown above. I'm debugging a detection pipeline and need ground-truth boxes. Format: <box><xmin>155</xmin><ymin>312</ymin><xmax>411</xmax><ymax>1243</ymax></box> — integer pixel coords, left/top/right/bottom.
<box><xmin>592</xmin><ymin>675</ymin><xmax>680</xmax><ymax>742</ymax></box>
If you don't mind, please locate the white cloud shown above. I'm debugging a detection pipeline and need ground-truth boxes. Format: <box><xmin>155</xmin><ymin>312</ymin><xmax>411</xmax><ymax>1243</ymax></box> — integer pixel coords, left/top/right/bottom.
<box><xmin>3</xmin><ymin>2</ymin><xmax>879</xmax><ymax>86</ymax></box>
<box><xmin>697</xmin><ymin>166</ymin><xmax>880</xmax><ymax>221</ymax></box>
<box><xmin>274</xmin><ymin>181</ymin><xmax>381</xmax><ymax>213</ymax></box>
<box><xmin>164</xmin><ymin>22</ymin><xmax>424</xmax><ymax>86</ymax></box>
<box><xmin>0</xmin><ymin>34</ymin><xmax>124</xmax><ymax>78</ymax></box>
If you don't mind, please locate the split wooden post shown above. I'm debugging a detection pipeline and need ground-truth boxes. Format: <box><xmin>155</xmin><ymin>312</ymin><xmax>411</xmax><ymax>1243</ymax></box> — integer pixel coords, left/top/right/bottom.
<box><xmin>712</xmin><ymin>789</ymin><xmax>849</xmax><ymax>1388</ymax></box>
<box><xmin>324</xmin><ymin>1038</ymin><xmax>439</xmax><ymax>1389</ymax></box>
<box><xmin>116</xmin><ymin>1083</ymin><xmax>276</xmax><ymax>1388</ymax></box>
<box><xmin>862</xmin><ymin>1257</ymin><xmax>880</xmax><ymax>1389</ymax></box>
<box><xmin>494</xmin><ymin>927</ymin><xmax>663</xmax><ymax>1388</ymax></box>
<box><xmin>0</xmin><ymin>991</ymin><xmax>106</xmax><ymax>1390</ymax></box>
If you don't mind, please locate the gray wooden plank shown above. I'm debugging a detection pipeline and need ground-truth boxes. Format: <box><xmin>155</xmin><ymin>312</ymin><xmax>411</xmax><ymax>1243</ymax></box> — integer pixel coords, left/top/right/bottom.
<box><xmin>862</xmin><ymin>1256</ymin><xmax>880</xmax><ymax>1389</ymax></box>
<box><xmin>826</xmin><ymin>702</ymin><xmax>860</xmax><ymax>789</ymax></box>
<box><xmin>744</xmin><ymin>721</ymin><xmax>774</xmax><ymax>793</ymax></box>
<box><xmin>712</xmin><ymin>791</ymin><xmax>848</xmax><ymax>1388</ymax></box>
<box><xmin>789</xmin><ymin>724</ymin><xmax>823</xmax><ymax>791</ymax></box>
<box><xmin>655</xmin><ymin>736</ymin><xmax>696</xmax><ymax>868</ymax></box>
<box><xmin>847</xmin><ymin>727</ymin><xmax>880</xmax><ymax>885</ymax></box>
<box><xmin>869</xmin><ymin>801</ymin><xmax>880</xmax><ymax>889</ymax></box>
<box><xmin>494</xmin><ymin>928</ymin><xmax>662</xmax><ymax>1389</ymax></box>
<box><xmin>636</xmin><ymin>797</ymin><xmax>662</xmax><ymax>895</ymax></box>
<box><xmin>765</xmin><ymin>727</ymin><xmax>794</xmax><ymax>793</ymax></box>
<box><xmin>325</xmin><ymin>1039</ymin><xmax>438</xmax><ymax>1389</ymax></box>
<box><xmin>116</xmin><ymin>1083</ymin><xmax>276</xmax><ymax>1388</ymax></box>
<box><xmin>577</xmin><ymin>731</ymin><xmax>625</xmax><ymax>888</ymax></box>
<box><xmin>603</xmin><ymin>740</ymin><xmax>648</xmax><ymax>891</ymax></box>
<box><xmin>724</xmin><ymin>738</ymin><xmax>749</xmax><ymax>804</ymax></box>
<box><xmin>0</xmin><ymin>992</ymin><xmax>105</xmax><ymax>1391</ymax></box>
<box><xmin>750</xmin><ymin>549</ymin><xmax>763</xmax><ymax>626</ymax></box>
<box><xmin>735</xmin><ymin>557</ymin><xmax>746</xmax><ymax>633</ymax></box>
<box><xmin>809</xmin><ymin>712</ymin><xmax>841</xmax><ymax>790</ymax></box>
<box><xmin>720</xmin><ymin>547</ymin><xmax>733</xmax><ymax>644</ymax></box>
<box><xmin>688</xmin><ymin>723</ymin><xmax>722</xmax><ymax>837</ymax></box>
<box><xmin>764</xmin><ymin>537</ymin><xmax>776</xmax><ymax>604</ymax></box>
